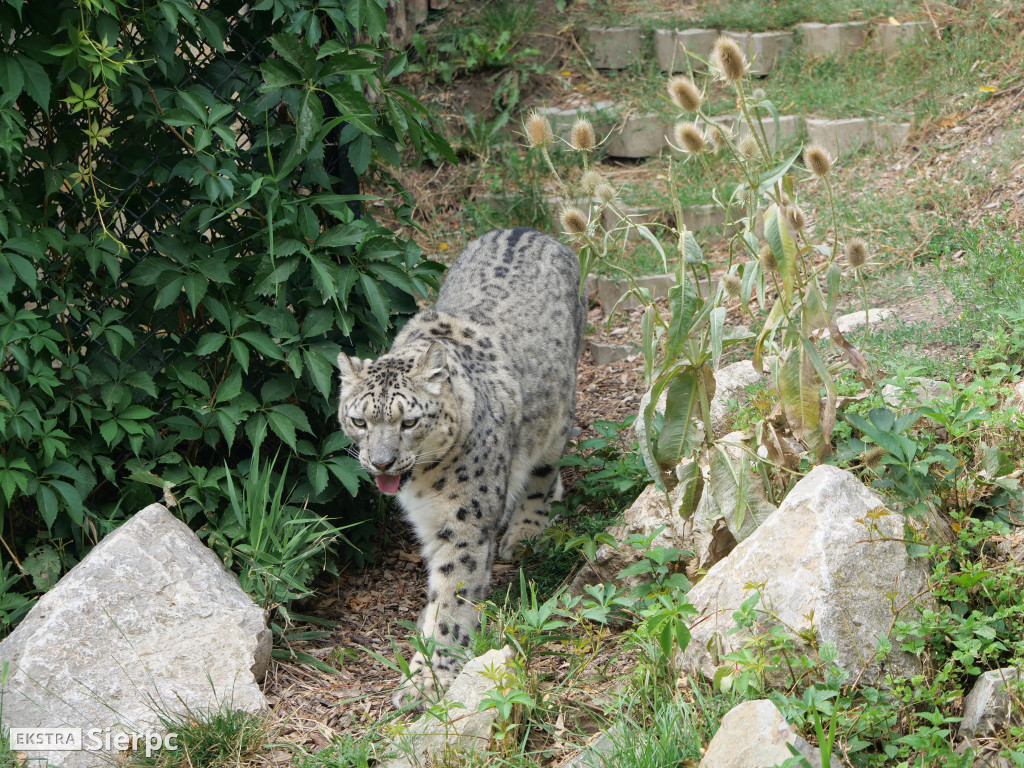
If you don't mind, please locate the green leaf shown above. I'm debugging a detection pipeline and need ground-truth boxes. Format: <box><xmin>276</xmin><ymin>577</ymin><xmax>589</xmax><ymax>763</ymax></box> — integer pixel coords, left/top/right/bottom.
<box><xmin>294</xmin><ymin>87</ymin><xmax>324</xmax><ymax>157</ymax></box>
<box><xmin>271</xmin><ymin>403</ymin><xmax>312</xmax><ymax>436</ymax></box>
<box><xmin>99</xmin><ymin>419</ymin><xmax>120</xmax><ymax>446</ymax></box>
<box><xmin>304</xmin><ymin>348</ymin><xmax>337</xmax><ymax>400</ymax></box>
<box><xmin>326</xmin><ymin>455</ymin><xmax>366</xmax><ymax>496</ymax></box>
<box><xmin>675</xmin><ymin>460</ymin><xmax>704</xmax><ymax>520</ymax></box>
<box><xmin>655</xmin><ymin>370</ymin><xmax>705</xmax><ymax>470</ymax></box>
<box><xmin>238</xmin><ymin>330</ymin><xmax>284</xmax><ymax>360</ymax></box>
<box><xmin>267</xmin><ymin>409</ymin><xmax>297</xmax><ymax>449</ymax></box>
<box><xmin>17</xmin><ymin>55</ymin><xmax>50</xmax><ymax>110</ymax></box>
<box><xmin>710</xmin><ymin>306</ymin><xmax>726</xmax><ymax>369</ymax></box>
<box><xmin>775</xmin><ymin>348</ymin><xmax>824</xmax><ymax>457</ymax></box>
<box><xmin>270</xmin><ymin>33</ymin><xmax>316</xmax><ymax>79</ymax></box>
<box><xmin>348</xmin><ymin>133</ymin><xmax>371</xmax><ymax>175</ymax></box>
<box><xmin>183</xmin><ymin>271</ymin><xmax>208</xmax><ymax>314</ymax></box>
<box><xmin>215</xmin><ymin>368</ymin><xmax>244</xmax><ymax>404</ymax></box>
<box><xmin>763</xmin><ymin>204</ymin><xmax>796</xmax><ymax>305</ymax></box>
<box><xmin>317</xmin><ymin>223</ymin><xmax>364</xmax><ymax>249</ymax></box>
<box><xmin>261</xmin><ymin>59</ymin><xmax>300</xmax><ymax>90</ymax></box>
<box><xmin>359</xmin><ymin>272</ymin><xmax>391</xmax><ymax>331</ymax></box>
<box><xmin>368</xmin><ymin>262</ymin><xmax>416</xmax><ymax>294</ymax></box>
<box><xmin>709</xmin><ymin>442</ymin><xmax>771</xmax><ymax>540</ymax></box>
<box><xmin>308</xmin><ymin>462</ymin><xmax>329</xmax><ymax>495</ymax></box>
<box><xmin>195</xmin><ymin>332</ymin><xmax>227</xmax><ymax>356</ymax></box>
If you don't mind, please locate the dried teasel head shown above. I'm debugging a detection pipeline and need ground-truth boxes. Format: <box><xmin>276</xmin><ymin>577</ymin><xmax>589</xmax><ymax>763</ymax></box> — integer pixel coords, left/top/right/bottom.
<box><xmin>570</xmin><ymin>118</ymin><xmax>597</xmax><ymax>152</ymax></box>
<box><xmin>674</xmin><ymin>122</ymin><xmax>706</xmax><ymax>154</ymax></box>
<box><xmin>804</xmin><ymin>144</ymin><xmax>833</xmax><ymax>178</ymax></box>
<box><xmin>860</xmin><ymin>445</ymin><xmax>887</xmax><ymax>469</ymax></box>
<box><xmin>759</xmin><ymin>243</ymin><xmax>777</xmax><ymax>272</ymax></box>
<box><xmin>667</xmin><ymin>75</ymin><xmax>703</xmax><ymax>113</ymax></box>
<box><xmin>594</xmin><ymin>183</ymin><xmax>617</xmax><ymax>206</ymax></box>
<box><xmin>786</xmin><ymin>206</ymin><xmax>808</xmax><ymax>232</ymax></box>
<box><xmin>712</xmin><ymin>35</ymin><xmax>747</xmax><ymax>83</ymax></box>
<box><xmin>722</xmin><ymin>272</ymin><xmax>743</xmax><ymax>299</ymax></box>
<box><xmin>708</xmin><ymin>122</ymin><xmax>732</xmax><ymax>150</ymax></box>
<box><xmin>845</xmin><ymin>237</ymin><xmax>869</xmax><ymax>269</ymax></box>
<box><xmin>525</xmin><ymin>110</ymin><xmax>554</xmax><ymax>148</ymax></box>
<box><xmin>559</xmin><ymin>204</ymin><xmax>589</xmax><ymax>236</ymax></box>
<box><xmin>579</xmin><ymin>169</ymin><xmax>604</xmax><ymax>195</ymax></box>
<box><xmin>738</xmin><ymin>135</ymin><xmax>760</xmax><ymax>159</ymax></box>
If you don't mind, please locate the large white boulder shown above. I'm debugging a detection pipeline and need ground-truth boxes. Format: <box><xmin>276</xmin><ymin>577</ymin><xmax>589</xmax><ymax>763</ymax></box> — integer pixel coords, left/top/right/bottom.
<box><xmin>384</xmin><ymin>647</ymin><xmax>513</xmax><ymax>767</ymax></box>
<box><xmin>0</xmin><ymin>503</ymin><xmax>271</xmax><ymax>768</ymax></box>
<box><xmin>677</xmin><ymin>465</ymin><xmax>932</xmax><ymax>688</ymax></box>
<box><xmin>699</xmin><ymin>699</ymin><xmax>833</xmax><ymax>768</ymax></box>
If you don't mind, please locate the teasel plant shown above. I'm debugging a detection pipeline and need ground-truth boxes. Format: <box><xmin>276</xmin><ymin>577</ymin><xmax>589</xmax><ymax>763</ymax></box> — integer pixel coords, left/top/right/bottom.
<box><xmin>521</xmin><ymin>105</ymin><xmax>754</xmax><ymax>511</ymax></box>
<box><xmin>521</xmin><ymin>37</ymin><xmax>874</xmax><ymax>537</ymax></box>
<box><xmin>665</xmin><ymin>35</ymin><xmax>875</xmax><ymax>470</ymax></box>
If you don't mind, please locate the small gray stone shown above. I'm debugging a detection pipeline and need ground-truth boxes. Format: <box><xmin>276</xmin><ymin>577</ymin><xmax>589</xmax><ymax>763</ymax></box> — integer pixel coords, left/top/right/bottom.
<box><xmin>605</xmin><ymin>114</ymin><xmax>669</xmax><ymax>158</ymax></box>
<box><xmin>384</xmin><ymin>647</ymin><xmax>514</xmax><ymax>767</ymax></box>
<box><xmin>588</xmin><ymin>341</ymin><xmax>635</xmax><ymax>366</ymax></box>
<box><xmin>959</xmin><ymin>668</ymin><xmax>1022</xmax><ymax>739</ymax></box>
<box><xmin>0</xmin><ymin>504</ymin><xmax>271</xmax><ymax>768</ymax></box>
<box><xmin>699</xmin><ymin>699</ymin><xmax>833</xmax><ymax>768</ymax></box>
<box><xmin>881</xmin><ymin>377</ymin><xmax>950</xmax><ymax>408</ymax></box>
<box><xmin>833</xmin><ymin>307</ymin><xmax>895</xmax><ymax>335</ymax></box>
<box><xmin>655</xmin><ymin>28</ymin><xmax>717</xmax><ymax>72</ymax></box>
<box><xmin>561</xmin><ymin>728</ymin><xmax>619</xmax><ymax>768</ymax></box>
<box><xmin>587</xmin><ymin>26</ymin><xmax>646</xmax><ymax>69</ymax></box>
<box><xmin>805</xmin><ymin>117</ymin><xmax>872</xmax><ymax>157</ymax></box>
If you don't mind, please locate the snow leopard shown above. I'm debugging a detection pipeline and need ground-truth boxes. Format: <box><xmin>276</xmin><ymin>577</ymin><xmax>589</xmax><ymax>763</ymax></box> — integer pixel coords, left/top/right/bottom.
<box><xmin>336</xmin><ymin>228</ymin><xmax>586</xmax><ymax>708</ymax></box>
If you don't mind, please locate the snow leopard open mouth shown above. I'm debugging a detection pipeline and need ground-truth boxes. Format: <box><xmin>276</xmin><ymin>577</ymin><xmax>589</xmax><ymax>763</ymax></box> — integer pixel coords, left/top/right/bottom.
<box><xmin>375</xmin><ymin>474</ymin><xmax>402</xmax><ymax>494</ymax></box>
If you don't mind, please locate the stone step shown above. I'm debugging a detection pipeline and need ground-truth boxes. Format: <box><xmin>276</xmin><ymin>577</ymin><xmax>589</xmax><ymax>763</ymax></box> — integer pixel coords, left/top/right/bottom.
<box><xmin>588</xmin><ymin>20</ymin><xmax>935</xmax><ymax>74</ymax></box>
<box><xmin>586</xmin><ymin>26</ymin><xmax>646</xmax><ymax>69</ymax></box>
<box><xmin>805</xmin><ymin>118</ymin><xmax>912</xmax><ymax>157</ymax></box>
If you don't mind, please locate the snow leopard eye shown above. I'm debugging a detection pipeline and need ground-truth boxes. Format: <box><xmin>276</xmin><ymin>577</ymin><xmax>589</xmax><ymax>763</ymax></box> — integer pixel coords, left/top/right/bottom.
<box><xmin>350</xmin><ymin>417</ymin><xmax>366</xmax><ymax>429</ymax></box>
<box><xmin>401</xmin><ymin>418</ymin><xmax>419</xmax><ymax>430</ymax></box>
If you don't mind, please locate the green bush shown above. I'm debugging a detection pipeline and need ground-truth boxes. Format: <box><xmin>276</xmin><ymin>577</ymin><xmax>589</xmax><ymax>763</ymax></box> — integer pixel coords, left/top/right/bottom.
<box><xmin>0</xmin><ymin>0</ymin><xmax>453</xmax><ymax>631</ymax></box>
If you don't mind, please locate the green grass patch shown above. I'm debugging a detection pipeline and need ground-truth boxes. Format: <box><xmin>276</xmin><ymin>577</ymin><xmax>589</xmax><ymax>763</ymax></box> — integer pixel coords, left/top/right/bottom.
<box><xmin>129</xmin><ymin>706</ymin><xmax>269</xmax><ymax>768</ymax></box>
<box><xmin>766</xmin><ymin>11</ymin><xmax>1024</xmax><ymax>121</ymax></box>
<box><xmin>572</xmin><ymin>0</ymin><xmax>924</xmax><ymax>32</ymax></box>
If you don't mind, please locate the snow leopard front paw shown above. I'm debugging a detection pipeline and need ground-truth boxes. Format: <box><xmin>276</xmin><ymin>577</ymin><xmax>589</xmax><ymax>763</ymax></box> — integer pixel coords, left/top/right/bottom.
<box><xmin>391</xmin><ymin>667</ymin><xmax>436</xmax><ymax>710</ymax></box>
<box><xmin>498</xmin><ymin>521</ymin><xmax>534</xmax><ymax>560</ymax></box>
<box><xmin>391</xmin><ymin>658</ymin><xmax>457</xmax><ymax>711</ymax></box>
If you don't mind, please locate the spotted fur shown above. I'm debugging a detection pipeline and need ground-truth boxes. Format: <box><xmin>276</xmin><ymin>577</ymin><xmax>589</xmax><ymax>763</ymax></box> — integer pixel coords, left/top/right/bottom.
<box><xmin>336</xmin><ymin>228</ymin><xmax>586</xmax><ymax>708</ymax></box>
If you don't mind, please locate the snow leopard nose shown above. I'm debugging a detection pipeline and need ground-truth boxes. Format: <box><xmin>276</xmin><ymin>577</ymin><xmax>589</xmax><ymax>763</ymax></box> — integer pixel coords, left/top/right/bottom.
<box><xmin>372</xmin><ymin>458</ymin><xmax>395</xmax><ymax>471</ymax></box>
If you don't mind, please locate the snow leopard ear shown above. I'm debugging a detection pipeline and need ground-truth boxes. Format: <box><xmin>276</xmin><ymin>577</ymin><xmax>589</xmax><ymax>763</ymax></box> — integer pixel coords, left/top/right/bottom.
<box><xmin>337</xmin><ymin>352</ymin><xmax>367</xmax><ymax>388</ymax></box>
<box><xmin>414</xmin><ymin>342</ymin><xmax>448</xmax><ymax>395</ymax></box>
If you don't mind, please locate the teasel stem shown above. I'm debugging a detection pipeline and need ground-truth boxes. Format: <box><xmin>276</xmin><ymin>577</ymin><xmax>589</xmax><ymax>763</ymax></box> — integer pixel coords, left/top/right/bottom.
<box><xmin>734</xmin><ymin>80</ymin><xmax>770</xmax><ymax>165</ymax></box>
<box><xmin>539</xmin><ymin>144</ymin><xmax>571</xmax><ymax>202</ymax></box>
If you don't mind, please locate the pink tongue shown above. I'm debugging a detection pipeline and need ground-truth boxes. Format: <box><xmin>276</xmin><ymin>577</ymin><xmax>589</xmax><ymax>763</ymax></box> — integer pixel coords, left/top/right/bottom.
<box><xmin>376</xmin><ymin>474</ymin><xmax>401</xmax><ymax>494</ymax></box>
